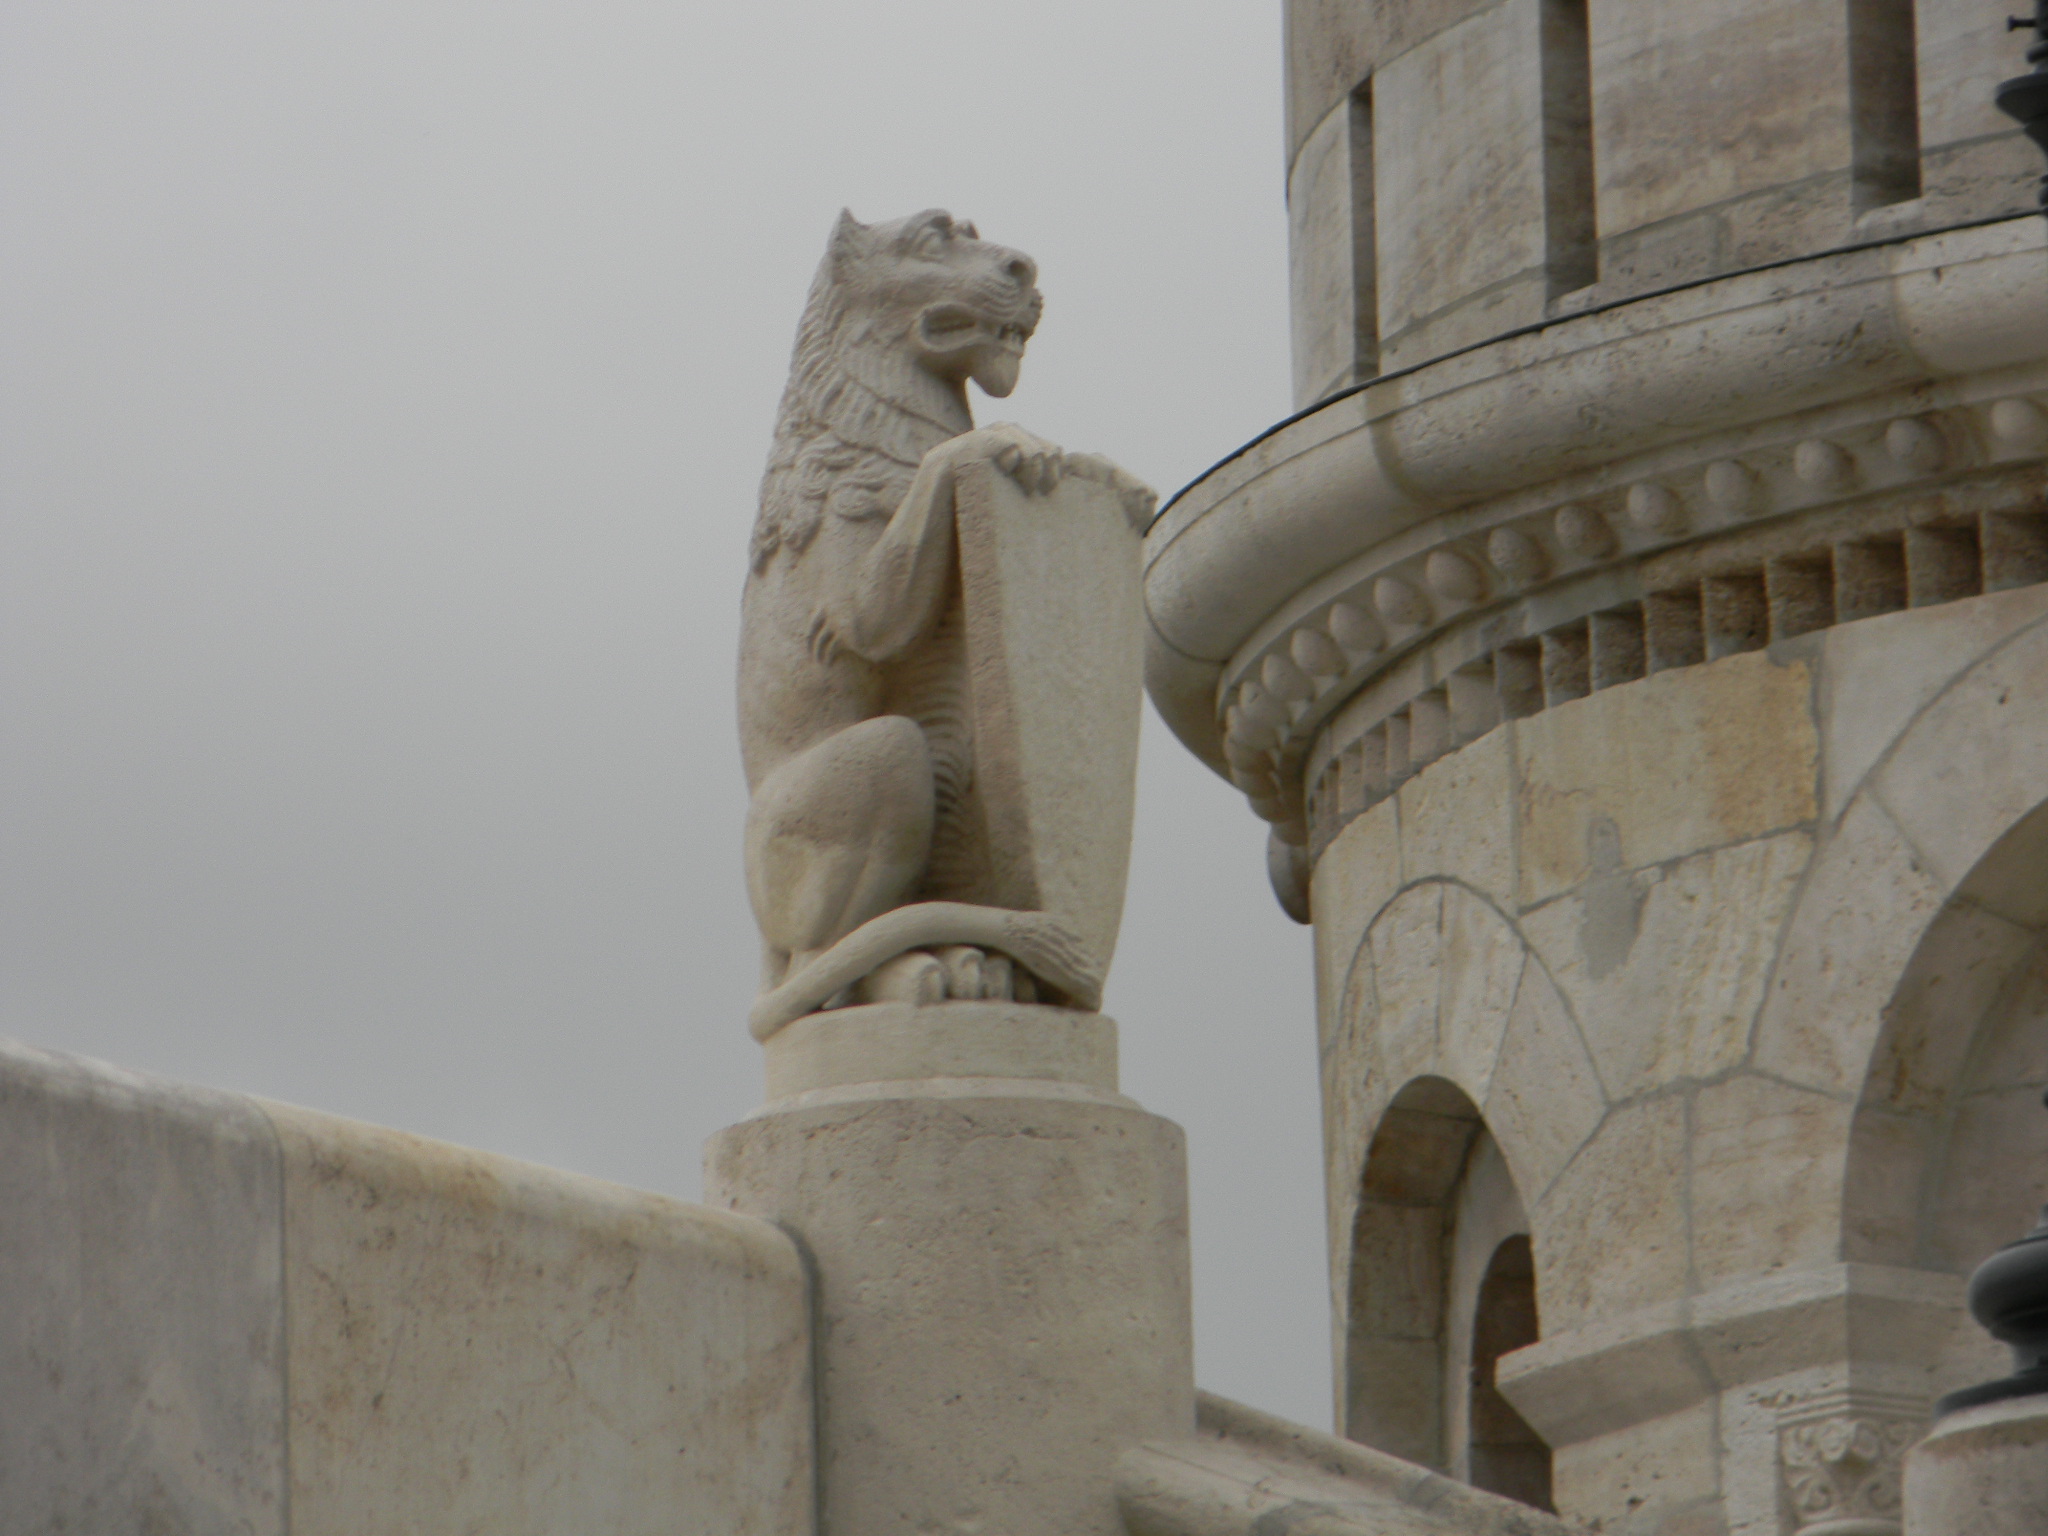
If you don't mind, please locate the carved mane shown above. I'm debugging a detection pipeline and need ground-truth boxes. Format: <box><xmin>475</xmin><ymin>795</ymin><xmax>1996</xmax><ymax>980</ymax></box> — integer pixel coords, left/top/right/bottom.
<box><xmin>750</xmin><ymin>216</ymin><xmax>976</xmax><ymax>574</ymax></box>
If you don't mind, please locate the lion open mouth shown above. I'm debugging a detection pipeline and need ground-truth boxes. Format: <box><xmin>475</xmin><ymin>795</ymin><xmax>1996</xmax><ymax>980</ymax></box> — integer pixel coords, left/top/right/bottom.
<box><xmin>918</xmin><ymin>302</ymin><xmax>1035</xmax><ymax>354</ymax></box>
<box><xmin>915</xmin><ymin>299</ymin><xmax>1038</xmax><ymax>397</ymax></box>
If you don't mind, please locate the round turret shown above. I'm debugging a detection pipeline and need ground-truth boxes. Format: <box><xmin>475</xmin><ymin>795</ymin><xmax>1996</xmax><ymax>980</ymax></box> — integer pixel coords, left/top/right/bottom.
<box><xmin>1148</xmin><ymin>7</ymin><xmax>2048</xmax><ymax>1533</ymax></box>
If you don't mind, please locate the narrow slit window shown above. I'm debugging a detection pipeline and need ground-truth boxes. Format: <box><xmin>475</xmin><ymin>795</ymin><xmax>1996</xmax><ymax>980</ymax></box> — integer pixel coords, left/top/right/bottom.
<box><xmin>1847</xmin><ymin>0</ymin><xmax>1923</xmax><ymax>210</ymax></box>
<box><xmin>1349</xmin><ymin>79</ymin><xmax>1381</xmax><ymax>378</ymax></box>
<box><xmin>1539</xmin><ymin>0</ymin><xmax>1597</xmax><ymax>297</ymax></box>
<box><xmin>1468</xmin><ymin>1234</ymin><xmax>1554</xmax><ymax>1511</ymax></box>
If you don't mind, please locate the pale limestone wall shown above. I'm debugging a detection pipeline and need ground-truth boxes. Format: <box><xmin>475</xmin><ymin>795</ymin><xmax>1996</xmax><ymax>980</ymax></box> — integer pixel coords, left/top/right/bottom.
<box><xmin>0</xmin><ymin>1038</ymin><xmax>814</xmax><ymax>1535</ymax></box>
<box><xmin>1282</xmin><ymin>0</ymin><xmax>2039</xmax><ymax>403</ymax></box>
<box><xmin>1308</xmin><ymin>585</ymin><xmax>2048</xmax><ymax>1536</ymax></box>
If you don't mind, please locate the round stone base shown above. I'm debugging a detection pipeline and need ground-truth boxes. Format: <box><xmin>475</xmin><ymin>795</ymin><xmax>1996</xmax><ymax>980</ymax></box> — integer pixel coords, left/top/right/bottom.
<box><xmin>1903</xmin><ymin>1394</ymin><xmax>2048</xmax><ymax>1534</ymax></box>
<box><xmin>761</xmin><ymin>1000</ymin><xmax>1117</xmax><ymax>1100</ymax></box>
<box><xmin>706</xmin><ymin>1077</ymin><xmax>1193</xmax><ymax>1536</ymax></box>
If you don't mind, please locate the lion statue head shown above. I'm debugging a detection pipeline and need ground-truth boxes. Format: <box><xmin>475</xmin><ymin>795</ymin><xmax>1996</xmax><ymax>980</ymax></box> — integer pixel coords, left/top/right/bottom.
<box><xmin>807</xmin><ymin>207</ymin><xmax>1042</xmax><ymax>400</ymax></box>
<box><xmin>752</xmin><ymin>209</ymin><xmax>1043</xmax><ymax>571</ymax></box>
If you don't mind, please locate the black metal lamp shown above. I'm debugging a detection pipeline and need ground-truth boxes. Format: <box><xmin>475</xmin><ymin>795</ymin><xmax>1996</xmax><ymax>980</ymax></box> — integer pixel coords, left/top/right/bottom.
<box><xmin>2002</xmin><ymin>1</ymin><xmax>2048</xmax><ymax>214</ymax></box>
<box><xmin>1936</xmin><ymin>1088</ymin><xmax>2048</xmax><ymax>1416</ymax></box>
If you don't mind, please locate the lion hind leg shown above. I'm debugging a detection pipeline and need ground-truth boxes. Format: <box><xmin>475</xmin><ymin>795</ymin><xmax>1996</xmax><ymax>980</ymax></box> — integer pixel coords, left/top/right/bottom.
<box><xmin>858</xmin><ymin>950</ymin><xmax>947</xmax><ymax>1007</ymax></box>
<box><xmin>744</xmin><ymin>715</ymin><xmax>934</xmax><ymax>960</ymax></box>
<box><xmin>748</xmin><ymin>901</ymin><xmax>1103</xmax><ymax>1040</ymax></box>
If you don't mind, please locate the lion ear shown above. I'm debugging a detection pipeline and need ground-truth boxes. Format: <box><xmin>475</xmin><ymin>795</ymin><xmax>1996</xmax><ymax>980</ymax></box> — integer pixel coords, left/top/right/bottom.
<box><xmin>828</xmin><ymin>208</ymin><xmax>868</xmax><ymax>266</ymax></box>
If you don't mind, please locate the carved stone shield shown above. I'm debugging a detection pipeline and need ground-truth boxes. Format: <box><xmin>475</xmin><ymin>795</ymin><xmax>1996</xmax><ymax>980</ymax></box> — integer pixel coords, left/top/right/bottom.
<box><xmin>952</xmin><ymin>457</ymin><xmax>1145</xmax><ymax>981</ymax></box>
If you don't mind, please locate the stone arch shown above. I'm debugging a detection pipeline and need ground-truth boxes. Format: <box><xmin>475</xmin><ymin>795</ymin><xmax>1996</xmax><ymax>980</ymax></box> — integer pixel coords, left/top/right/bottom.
<box><xmin>1343</xmin><ymin>1075</ymin><xmax>1484</xmax><ymax>1466</ymax></box>
<box><xmin>1841</xmin><ymin>795</ymin><xmax>2048</xmax><ymax>1309</ymax></box>
<box><xmin>1332</xmin><ymin>881</ymin><xmax>1603</xmax><ymax>1216</ymax></box>
<box><xmin>1467</xmin><ymin>1234</ymin><xmax>1553</xmax><ymax>1512</ymax></box>
<box><xmin>1753</xmin><ymin>613</ymin><xmax>2048</xmax><ymax>1102</ymax></box>
<box><xmin>1329</xmin><ymin>878</ymin><xmax>1608</xmax><ymax>1482</ymax></box>
<box><xmin>1745</xmin><ymin>614</ymin><xmax>2048</xmax><ymax>1392</ymax></box>
<box><xmin>1342</xmin><ymin>1074</ymin><xmax>1552</xmax><ymax>1501</ymax></box>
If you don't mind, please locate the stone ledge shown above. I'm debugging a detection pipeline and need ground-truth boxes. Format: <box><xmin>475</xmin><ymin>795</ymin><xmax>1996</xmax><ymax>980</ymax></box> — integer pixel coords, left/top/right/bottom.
<box><xmin>1496</xmin><ymin>1263</ymin><xmax>1962</xmax><ymax>1449</ymax></box>
<box><xmin>1145</xmin><ymin>218</ymin><xmax>2048</xmax><ymax>795</ymax></box>
<box><xmin>1117</xmin><ymin>1390</ymin><xmax>1570</xmax><ymax>1536</ymax></box>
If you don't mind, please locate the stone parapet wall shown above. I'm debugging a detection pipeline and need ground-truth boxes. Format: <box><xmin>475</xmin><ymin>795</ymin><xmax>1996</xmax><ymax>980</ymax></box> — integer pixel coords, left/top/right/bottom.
<box><xmin>1306</xmin><ymin>587</ymin><xmax>2048</xmax><ymax>1534</ymax></box>
<box><xmin>1284</xmin><ymin>0</ymin><xmax>2038</xmax><ymax>403</ymax></box>
<box><xmin>0</xmin><ymin>1038</ymin><xmax>814</xmax><ymax>1535</ymax></box>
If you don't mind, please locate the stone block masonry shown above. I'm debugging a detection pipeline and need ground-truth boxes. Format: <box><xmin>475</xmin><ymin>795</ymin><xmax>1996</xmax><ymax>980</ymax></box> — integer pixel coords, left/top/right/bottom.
<box><xmin>0</xmin><ymin>1036</ymin><xmax>814</xmax><ymax>1535</ymax></box>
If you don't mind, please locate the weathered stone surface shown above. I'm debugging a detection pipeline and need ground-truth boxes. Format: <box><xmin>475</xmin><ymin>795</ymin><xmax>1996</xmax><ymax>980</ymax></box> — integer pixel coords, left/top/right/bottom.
<box><xmin>1534</xmin><ymin>1096</ymin><xmax>1690</xmax><ymax>1333</ymax></box>
<box><xmin>1120</xmin><ymin>1391</ymin><xmax>1573</xmax><ymax>1536</ymax></box>
<box><xmin>1159</xmin><ymin>14</ymin><xmax>2048</xmax><ymax>1536</ymax></box>
<box><xmin>1520</xmin><ymin>832</ymin><xmax>1812</xmax><ymax>1099</ymax></box>
<box><xmin>1918</xmin><ymin>4</ymin><xmax>2046</xmax><ymax>221</ymax></box>
<box><xmin>1369</xmin><ymin>883</ymin><xmax>1447</xmax><ymax>1062</ymax></box>
<box><xmin>1310</xmin><ymin>797</ymin><xmax>1401</xmax><ymax>1033</ymax></box>
<box><xmin>0</xmin><ymin>1039</ymin><xmax>286</xmax><ymax>1536</ymax></box>
<box><xmin>1481</xmin><ymin>963</ymin><xmax>1605</xmax><ymax>1208</ymax></box>
<box><xmin>1861</xmin><ymin>899</ymin><xmax>2039</xmax><ymax>1119</ymax></box>
<box><xmin>1550</xmin><ymin>1400</ymin><xmax>1721</xmax><ymax>1536</ymax></box>
<box><xmin>1284</xmin><ymin>0</ymin><xmax>1494</xmax><ymax>169</ymax></box>
<box><xmin>1868</xmin><ymin>617</ymin><xmax>2048</xmax><ymax>898</ymax></box>
<box><xmin>707</xmin><ymin>1079</ymin><xmax>1194</xmax><ymax>1536</ymax></box>
<box><xmin>1288</xmin><ymin>99</ymin><xmax>1370</xmax><ymax>407</ymax></box>
<box><xmin>1594</xmin><ymin>0</ymin><xmax>1853</xmax><ymax>238</ymax></box>
<box><xmin>1513</xmin><ymin>651</ymin><xmax>1817</xmax><ymax>907</ymax></box>
<box><xmin>1688</xmin><ymin>1074</ymin><xmax>1848</xmax><ymax>1288</ymax></box>
<box><xmin>1842</xmin><ymin>1103</ymin><xmax>1942</xmax><ymax>1266</ymax></box>
<box><xmin>1904</xmin><ymin>1396</ymin><xmax>2048</xmax><ymax>1536</ymax></box>
<box><xmin>1818</xmin><ymin>586</ymin><xmax>2048</xmax><ymax>819</ymax></box>
<box><xmin>1</xmin><ymin>1039</ymin><xmax>815</xmax><ymax>1536</ymax></box>
<box><xmin>1435</xmin><ymin>886</ymin><xmax>1527</xmax><ymax>1107</ymax></box>
<box><xmin>1373</xmin><ymin>5</ymin><xmax>1550</xmax><ymax>369</ymax></box>
<box><xmin>1752</xmin><ymin>794</ymin><xmax>1945</xmax><ymax>1094</ymax></box>
<box><xmin>762</xmin><ymin>999</ymin><xmax>1118</xmax><ymax>1098</ymax></box>
<box><xmin>1498</xmin><ymin>1264</ymin><xmax>1964</xmax><ymax>1454</ymax></box>
<box><xmin>272</xmin><ymin>1102</ymin><xmax>813</xmax><ymax>1536</ymax></box>
<box><xmin>1399</xmin><ymin>725</ymin><xmax>1514</xmax><ymax>901</ymax></box>
<box><xmin>1347</xmin><ymin>1201</ymin><xmax>1447</xmax><ymax>1345</ymax></box>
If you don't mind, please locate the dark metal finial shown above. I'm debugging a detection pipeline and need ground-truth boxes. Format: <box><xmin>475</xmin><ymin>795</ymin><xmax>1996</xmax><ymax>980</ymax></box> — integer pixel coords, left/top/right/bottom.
<box><xmin>1999</xmin><ymin>0</ymin><xmax>2048</xmax><ymax>216</ymax></box>
<box><xmin>1936</xmin><ymin>1087</ymin><xmax>2048</xmax><ymax>1416</ymax></box>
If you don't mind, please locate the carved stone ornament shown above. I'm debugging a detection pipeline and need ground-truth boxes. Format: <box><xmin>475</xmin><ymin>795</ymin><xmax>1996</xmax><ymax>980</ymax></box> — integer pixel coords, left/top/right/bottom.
<box><xmin>1777</xmin><ymin>1396</ymin><xmax>1920</xmax><ymax>1536</ymax></box>
<box><xmin>737</xmin><ymin>209</ymin><xmax>1155</xmax><ymax>1041</ymax></box>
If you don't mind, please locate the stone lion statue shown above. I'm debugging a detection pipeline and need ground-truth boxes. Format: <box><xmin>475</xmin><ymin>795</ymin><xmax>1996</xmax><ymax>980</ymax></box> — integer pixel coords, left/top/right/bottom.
<box><xmin>739</xmin><ymin>209</ymin><xmax>1152</xmax><ymax>1039</ymax></box>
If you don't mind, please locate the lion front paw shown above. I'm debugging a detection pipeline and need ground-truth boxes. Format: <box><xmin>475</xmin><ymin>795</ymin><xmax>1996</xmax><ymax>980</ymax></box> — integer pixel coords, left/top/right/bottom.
<box><xmin>968</xmin><ymin>422</ymin><xmax>1064</xmax><ymax>495</ymax></box>
<box><xmin>1063</xmin><ymin>452</ymin><xmax>1157</xmax><ymax>530</ymax></box>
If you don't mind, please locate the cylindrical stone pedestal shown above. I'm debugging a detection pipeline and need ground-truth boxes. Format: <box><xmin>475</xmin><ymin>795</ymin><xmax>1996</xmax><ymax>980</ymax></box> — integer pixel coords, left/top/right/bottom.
<box><xmin>705</xmin><ymin>1002</ymin><xmax>1194</xmax><ymax>1536</ymax></box>
<box><xmin>1902</xmin><ymin>1396</ymin><xmax>2048</xmax><ymax>1534</ymax></box>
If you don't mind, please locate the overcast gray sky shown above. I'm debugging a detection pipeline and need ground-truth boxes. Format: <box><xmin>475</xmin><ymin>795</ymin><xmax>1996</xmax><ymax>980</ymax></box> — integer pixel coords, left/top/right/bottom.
<box><xmin>0</xmin><ymin>2</ymin><xmax>1326</xmax><ymax>1425</ymax></box>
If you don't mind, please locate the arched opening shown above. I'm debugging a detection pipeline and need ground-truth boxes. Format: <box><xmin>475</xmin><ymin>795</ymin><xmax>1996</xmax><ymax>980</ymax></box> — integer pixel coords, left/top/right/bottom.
<box><xmin>1345</xmin><ymin>1076</ymin><xmax>1552</xmax><ymax>1506</ymax></box>
<box><xmin>1843</xmin><ymin>796</ymin><xmax>2048</xmax><ymax>1398</ymax></box>
<box><xmin>1466</xmin><ymin>1235</ymin><xmax>1553</xmax><ymax>1511</ymax></box>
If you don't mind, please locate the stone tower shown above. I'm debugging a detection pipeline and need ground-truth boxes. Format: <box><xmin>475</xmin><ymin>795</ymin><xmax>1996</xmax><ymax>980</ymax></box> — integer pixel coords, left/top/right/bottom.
<box><xmin>1144</xmin><ymin>5</ymin><xmax>2048</xmax><ymax>1534</ymax></box>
